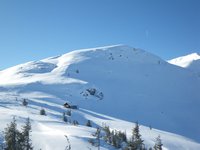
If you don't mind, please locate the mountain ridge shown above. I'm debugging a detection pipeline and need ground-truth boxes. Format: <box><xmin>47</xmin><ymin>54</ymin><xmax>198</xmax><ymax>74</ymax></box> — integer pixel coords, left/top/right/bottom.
<box><xmin>0</xmin><ymin>45</ymin><xmax>200</xmax><ymax>149</ymax></box>
<box><xmin>168</xmin><ymin>52</ymin><xmax>200</xmax><ymax>75</ymax></box>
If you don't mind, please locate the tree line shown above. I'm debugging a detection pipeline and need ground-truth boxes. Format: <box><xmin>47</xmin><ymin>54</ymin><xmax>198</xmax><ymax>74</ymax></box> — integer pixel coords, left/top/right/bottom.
<box><xmin>89</xmin><ymin>122</ymin><xmax>163</xmax><ymax>150</ymax></box>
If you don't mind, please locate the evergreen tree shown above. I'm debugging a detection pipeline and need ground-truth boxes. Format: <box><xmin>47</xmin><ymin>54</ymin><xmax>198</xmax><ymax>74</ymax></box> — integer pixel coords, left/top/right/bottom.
<box><xmin>118</xmin><ymin>130</ymin><xmax>127</xmax><ymax>143</ymax></box>
<box><xmin>102</xmin><ymin>125</ymin><xmax>111</xmax><ymax>144</ymax></box>
<box><xmin>4</xmin><ymin>117</ymin><xmax>20</xmax><ymax>150</ymax></box>
<box><xmin>127</xmin><ymin>135</ymin><xmax>138</xmax><ymax>150</ymax></box>
<box><xmin>132</xmin><ymin>122</ymin><xmax>144</xmax><ymax>149</ymax></box>
<box><xmin>102</xmin><ymin>125</ymin><xmax>127</xmax><ymax>148</ymax></box>
<box><xmin>40</xmin><ymin>108</ymin><xmax>46</xmax><ymax>115</ymax></box>
<box><xmin>22</xmin><ymin>99</ymin><xmax>28</xmax><ymax>107</ymax></box>
<box><xmin>132</xmin><ymin>122</ymin><xmax>142</xmax><ymax>141</ymax></box>
<box><xmin>86</xmin><ymin>120</ymin><xmax>92</xmax><ymax>127</ymax></box>
<box><xmin>20</xmin><ymin>118</ymin><xmax>33</xmax><ymax>150</ymax></box>
<box><xmin>72</xmin><ymin>120</ymin><xmax>79</xmax><ymax>126</ymax></box>
<box><xmin>112</xmin><ymin>130</ymin><xmax>121</xmax><ymax>148</ymax></box>
<box><xmin>66</xmin><ymin>110</ymin><xmax>71</xmax><ymax>116</ymax></box>
<box><xmin>154</xmin><ymin>135</ymin><xmax>163</xmax><ymax>150</ymax></box>
<box><xmin>0</xmin><ymin>132</ymin><xmax>6</xmax><ymax>150</ymax></box>
<box><xmin>62</xmin><ymin>112</ymin><xmax>68</xmax><ymax>123</ymax></box>
<box><xmin>126</xmin><ymin>122</ymin><xmax>144</xmax><ymax>150</ymax></box>
<box><xmin>111</xmin><ymin>133</ymin><xmax>117</xmax><ymax>148</ymax></box>
<box><xmin>92</xmin><ymin>127</ymin><xmax>101</xmax><ymax>150</ymax></box>
<box><xmin>110</xmin><ymin>130</ymin><xmax>115</xmax><ymax>146</ymax></box>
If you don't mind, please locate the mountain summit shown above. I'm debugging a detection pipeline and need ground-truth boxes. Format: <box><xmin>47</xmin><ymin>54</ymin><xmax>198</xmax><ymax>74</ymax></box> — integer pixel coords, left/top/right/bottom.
<box><xmin>168</xmin><ymin>53</ymin><xmax>200</xmax><ymax>74</ymax></box>
<box><xmin>0</xmin><ymin>45</ymin><xmax>200</xmax><ymax>149</ymax></box>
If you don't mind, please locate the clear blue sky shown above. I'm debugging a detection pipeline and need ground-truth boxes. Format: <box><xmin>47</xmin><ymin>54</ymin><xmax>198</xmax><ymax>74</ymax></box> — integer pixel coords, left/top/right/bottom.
<box><xmin>0</xmin><ymin>0</ymin><xmax>199</xmax><ymax>70</ymax></box>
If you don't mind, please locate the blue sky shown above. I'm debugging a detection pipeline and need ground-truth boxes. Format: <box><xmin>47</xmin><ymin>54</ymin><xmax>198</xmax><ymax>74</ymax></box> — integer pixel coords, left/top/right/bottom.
<box><xmin>0</xmin><ymin>0</ymin><xmax>199</xmax><ymax>69</ymax></box>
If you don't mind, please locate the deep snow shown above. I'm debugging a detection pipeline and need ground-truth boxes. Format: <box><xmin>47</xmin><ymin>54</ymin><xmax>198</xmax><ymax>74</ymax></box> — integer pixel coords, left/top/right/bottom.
<box><xmin>0</xmin><ymin>45</ymin><xmax>200</xmax><ymax>149</ymax></box>
<box><xmin>168</xmin><ymin>52</ymin><xmax>200</xmax><ymax>75</ymax></box>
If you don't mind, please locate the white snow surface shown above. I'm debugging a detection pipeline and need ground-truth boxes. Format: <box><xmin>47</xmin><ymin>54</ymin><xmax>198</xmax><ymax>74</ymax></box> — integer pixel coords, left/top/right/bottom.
<box><xmin>168</xmin><ymin>53</ymin><xmax>200</xmax><ymax>74</ymax></box>
<box><xmin>0</xmin><ymin>45</ymin><xmax>200</xmax><ymax>149</ymax></box>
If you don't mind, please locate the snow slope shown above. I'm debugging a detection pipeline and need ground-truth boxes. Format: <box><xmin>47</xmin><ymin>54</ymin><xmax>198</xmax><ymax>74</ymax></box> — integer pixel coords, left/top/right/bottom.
<box><xmin>0</xmin><ymin>45</ymin><xmax>200</xmax><ymax>149</ymax></box>
<box><xmin>168</xmin><ymin>53</ymin><xmax>200</xmax><ymax>74</ymax></box>
<box><xmin>0</xmin><ymin>93</ymin><xmax>200</xmax><ymax>150</ymax></box>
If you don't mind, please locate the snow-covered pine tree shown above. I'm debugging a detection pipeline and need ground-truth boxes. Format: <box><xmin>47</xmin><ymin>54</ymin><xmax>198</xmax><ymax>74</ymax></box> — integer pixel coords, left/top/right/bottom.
<box><xmin>40</xmin><ymin>108</ymin><xmax>46</xmax><ymax>115</ymax></box>
<box><xmin>86</xmin><ymin>120</ymin><xmax>92</xmax><ymax>127</ymax></box>
<box><xmin>22</xmin><ymin>99</ymin><xmax>28</xmax><ymax>106</ymax></box>
<box><xmin>132</xmin><ymin>122</ymin><xmax>142</xmax><ymax>141</ymax></box>
<box><xmin>20</xmin><ymin>118</ymin><xmax>33</xmax><ymax>150</ymax></box>
<box><xmin>72</xmin><ymin>120</ymin><xmax>79</xmax><ymax>126</ymax></box>
<box><xmin>4</xmin><ymin>117</ymin><xmax>21</xmax><ymax>150</ymax></box>
<box><xmin>0</xmin><ymin>132</ymin><xmax>6</xmax><ymax>150</ymax></box>
<box><xmin>154</xmin><ymin>135</ymin><xmax>163</xmax><ymax>150</ymax></box>
<box><xmin>126</xmin><ymin>122</ymin><xmax>145</xmax><ymax>150</ymax></box>
<box><xmin>112</xmin><ymin>130</ymin><xmax>121</xmax><ymax>148</ymax></box>
<box><xmin>118</xmin><ymin>130</ymin><xmax>127</xmax><ymax>143</ymax></box>
<box><xmin>132</xmin><ymin>122</ymin><xmax>144</xmax><ymax>149</ymax></box>
<box><xmin>102</xmin><ymin>125</ymin><xmax>111</xmax><ymax>144</ymax></box>
<box><xmin>92</xmin><ymin>127</ymin><xmax>101</xmax><ymax>150</ymax></box>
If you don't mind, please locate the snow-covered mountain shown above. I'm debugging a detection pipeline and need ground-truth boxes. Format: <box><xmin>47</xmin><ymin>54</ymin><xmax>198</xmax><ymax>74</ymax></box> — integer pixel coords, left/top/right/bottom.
<box><xmin>0</xmin><ymin>45</ymin><xmax>200</xmax><ymax>150</ymax></box>
<box><xmin>168</xmin><ymin>53</ymin><xmax>200</xmax><ymax>74</ymax></box>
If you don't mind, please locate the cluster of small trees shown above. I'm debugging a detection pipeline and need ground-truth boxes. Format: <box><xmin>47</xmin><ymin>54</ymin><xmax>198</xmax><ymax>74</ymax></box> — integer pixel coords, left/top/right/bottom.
<box><xmin>90</xmin><ymin>122</ymin><xmax>163</xmax><ymax>150</ymax></box>
<box><xmin>22</xmin><ymin>98</ymin><xmax>46</xmax><ymax>116</ymax></box>
<box><xmin>81</xmin><ymin>88</ymin><xmax>104</xmax><ymax>100</ymax></box>
<box><xmin>103</xmin><ymin>126</ymin><xmax>127</xmax><ymax>148</ymax></box>
<box><xmin>20</xmin><ymin>98</ymin><xmax>162</xmax><ymax>150</ymax></box>
<box><xmin>62</xmin><ymin>110</ymin><xmax>79</xmax><ymax>126</ymax></box>
<box><xmin>2</xmin><ymin>117</ymin><xmax>33</xmax><ymax>150</ymax></box>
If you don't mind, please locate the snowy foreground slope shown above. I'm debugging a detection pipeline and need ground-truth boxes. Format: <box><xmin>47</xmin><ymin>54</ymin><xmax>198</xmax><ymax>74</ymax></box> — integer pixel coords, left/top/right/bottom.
<box><xmin>168</xmin><ymin>53</ymin><xmax>200</xmax><ymax>75</ymax></box>
<box><xmin>0</xmin><ymin>45</ymin><xmax>200</xmax><ymax>149</ymax></box>
<box><xmin>0</xmin><ymin>94</ymin><xmax>200</xmax><ymax>150</ymax></box>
